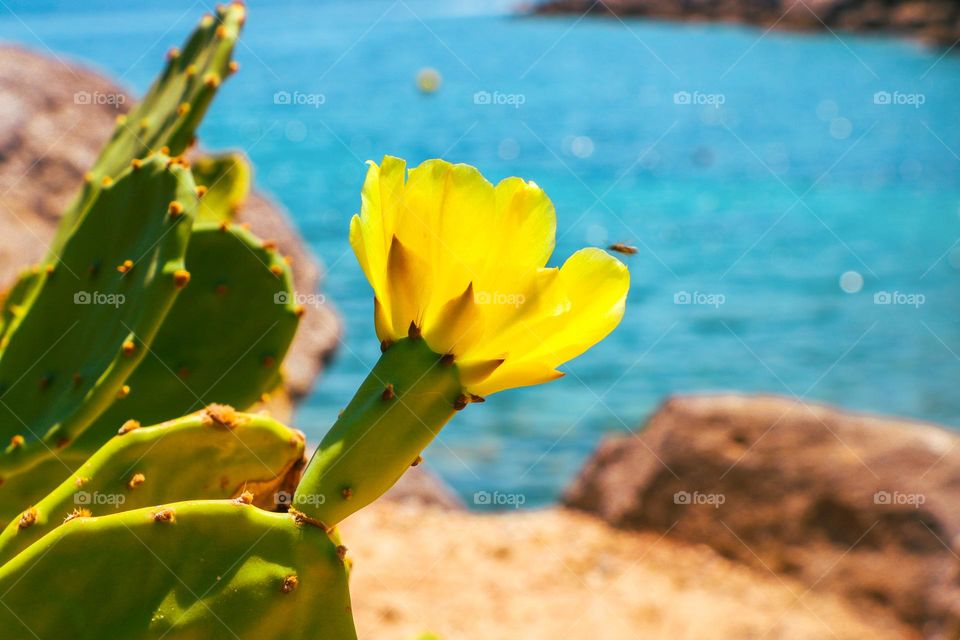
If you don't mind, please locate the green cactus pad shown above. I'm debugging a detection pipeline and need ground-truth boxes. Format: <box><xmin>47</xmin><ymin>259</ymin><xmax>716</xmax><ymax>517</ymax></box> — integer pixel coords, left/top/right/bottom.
<box><xmin>0</xmin><ymin>266</ymin><xmax>41</xmax><ymax>348</ymax></box>
<box><xmin>294</xmin><ymin>338</ymin><xmax>462</xmax><ymax>526</ymax></box>
<box><xmin>0</xmin><ymin>407</ymin><xmax>306</xmax><ymax>563</ymax></box>
<box><xmin>192</xmin><ymin>152</ymin><xmax>251</xmax><ymax>224</ymax></box>
<box><xmin>49</xmin><ymin>3</ymin><xmax>245</xmax><ymax>253</ymax></box>
<box><xmin>0</xmin><ymin>501</ymin><xmax>356</xmax><ymax>639</ymax></box>
<box><xmin>74</xmin><ymin>222</ymin><xmax>300</xmax><ymax>451</ymax></box>
<box><xmin>0</xmin><ymin>154</ymin><xmax>195</xmax><ymax>481</ymax></box>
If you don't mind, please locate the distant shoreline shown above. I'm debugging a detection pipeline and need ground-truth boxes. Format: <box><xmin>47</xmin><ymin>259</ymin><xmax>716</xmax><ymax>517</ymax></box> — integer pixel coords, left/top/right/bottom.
<box><xmin>528</xmin><ymin>0</ymin><xmax>960</xmax><ymax>48</ymax></box>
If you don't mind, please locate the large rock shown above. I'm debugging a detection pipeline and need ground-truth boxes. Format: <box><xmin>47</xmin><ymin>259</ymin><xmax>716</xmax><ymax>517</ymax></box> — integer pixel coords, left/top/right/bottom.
<box><xmin>532</xmin><ymin>0</ymin><xmax>960</xmax><ymax>47</ymax></box>
<box><xmin>0</xmin><ymin>45</ymin><xmax>340</xmax><ymax>401</ymax></box>
<box><xmin>565</xmin><ymin>394</ymin><xmax>960</xmax><ymax>636</ymax></box>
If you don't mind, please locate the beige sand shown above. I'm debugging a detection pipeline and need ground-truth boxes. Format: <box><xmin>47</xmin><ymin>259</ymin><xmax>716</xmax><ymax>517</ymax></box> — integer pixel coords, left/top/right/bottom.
<box><xmin>340</xmin><ymin>503</ymin><xmax>912</xmax><ymax>640</ymax></box>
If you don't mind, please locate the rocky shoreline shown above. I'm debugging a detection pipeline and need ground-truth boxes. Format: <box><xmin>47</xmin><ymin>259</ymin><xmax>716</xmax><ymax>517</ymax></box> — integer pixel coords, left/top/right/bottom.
<box><xmin>531</xmin><ymin>0</ymin><xmax>960</xmax><ymax>48</ymax></box>
<box><xmin>371</xmin><ymin>394</ymin><xmax>954</xmax><ymax>638</ymax></box>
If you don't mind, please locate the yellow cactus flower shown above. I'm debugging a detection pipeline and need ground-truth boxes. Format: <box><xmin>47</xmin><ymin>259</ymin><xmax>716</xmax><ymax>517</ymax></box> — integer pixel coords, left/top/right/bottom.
<box><xmin>349</xmin><ymin>156</ymin><xmax>630</xmax><ymax>396</ymax></box>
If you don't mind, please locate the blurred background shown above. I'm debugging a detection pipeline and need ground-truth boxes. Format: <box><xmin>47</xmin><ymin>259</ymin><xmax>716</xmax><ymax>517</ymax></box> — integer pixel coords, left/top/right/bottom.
<box><xmin>1</xmin><ymin>0</ymin><xmax>957</xmax><ymax>509</ymax></box>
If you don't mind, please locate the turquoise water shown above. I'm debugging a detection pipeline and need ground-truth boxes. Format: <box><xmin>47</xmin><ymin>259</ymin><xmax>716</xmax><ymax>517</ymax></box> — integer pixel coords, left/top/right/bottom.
<box><xmin>2</xmin><ymin>0</ymin><xmax>959</xmax><ymax>507</ymax></box>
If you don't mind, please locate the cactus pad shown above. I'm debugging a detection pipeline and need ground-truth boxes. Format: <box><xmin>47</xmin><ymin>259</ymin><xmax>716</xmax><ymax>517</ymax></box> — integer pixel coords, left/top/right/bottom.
<box><xmin>0</xmin><ymin>407</ymin><xmax>306</xmax><ymax>564</ymax></box>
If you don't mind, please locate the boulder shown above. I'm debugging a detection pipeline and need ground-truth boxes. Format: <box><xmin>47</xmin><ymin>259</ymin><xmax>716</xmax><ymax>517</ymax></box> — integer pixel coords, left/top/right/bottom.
<box><xmin>565</xmin><ymin>394</ymin><xmax>960</xmax><ymax>636</ymax></box>
<box><xmin>0</xmin><ymin>45</ymin><xmax>340</xmax><ymax>402</ymax></box>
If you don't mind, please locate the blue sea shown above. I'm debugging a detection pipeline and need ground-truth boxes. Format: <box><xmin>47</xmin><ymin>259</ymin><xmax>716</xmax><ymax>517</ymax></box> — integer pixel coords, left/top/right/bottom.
<box><xmin>1</xmin><ymin>0</ymin><xmax>958</xmax><ymax>507</ymax></box>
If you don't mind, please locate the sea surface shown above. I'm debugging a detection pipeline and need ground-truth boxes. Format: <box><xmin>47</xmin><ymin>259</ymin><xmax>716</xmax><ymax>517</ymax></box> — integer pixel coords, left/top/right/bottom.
<box><xmin>1</xmin><ymin>0</ymin><xmax>958</xmax><ymax>507</ymax></box>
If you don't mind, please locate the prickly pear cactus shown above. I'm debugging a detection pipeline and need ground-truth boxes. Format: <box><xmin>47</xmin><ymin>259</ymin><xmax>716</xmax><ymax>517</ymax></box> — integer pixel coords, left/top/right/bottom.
<box><xmin>0</xmin><ymin>501</ymin><xmax>356</xmax><ymax>639</ymax></box>
<box><xmin>0</xmin><ymin>154</ymin><xmax>195</xmax><ymax>484</ymax></box>
<box><xmin>294</xmin><ymin>337</ymin><xmax>461</xmax><ymax>526</ymax></box>
<box><xmin>49</xmin><ymin>3</ymin><xmax>245</xmax><ymax>253</ymax></box>
<box><xmin>73</xmin><ymin>221</ymin><xmax>300</xmax><ymax>448</ymax></box>
<box><xmin>191</xmin><ymin>152</ymin><xmax>251</xmax><ymax>223</ymax></box>
<box><xmin>0</xmin><ymin>406</ymin><xmax>306</xmax><ymax>564</ymax></box>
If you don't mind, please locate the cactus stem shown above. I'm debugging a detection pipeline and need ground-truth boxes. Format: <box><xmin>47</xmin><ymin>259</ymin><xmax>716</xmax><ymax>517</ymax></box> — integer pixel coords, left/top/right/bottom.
<box><xmin>56</xmin><ymin>437</ymin><xmax>70</xmax><ymax>449</ymax></box>
<box><xmin>72</xmin><ymin>372</ymin><xmax>83</xmax><ymax>388</ymax></box>
<box><xmin>380</xmin><ymin>339</ymin><xmax>393</xmax><ymax>353</ymax></box>
<box><xmin>9</xmin><ymin>435</ymin><xmax>24</xmax><ymax>449</ymax></box>
<box><xmin>131</xmin><ymin>158</ymin><xmax>143</xmax><ymax>170</ymax></box>
<box><xmin>101</xmin><ymin>176</ymin><xmax>113</xmax><ymax>187</ymax></box>
<box><xmin>440</xmin><ymin>353</ymin><xmax>455</xmax><ymax>366</ymax></box>
<box><xmin>336</xmin><ymin>545</ymin><xmax>348</xmax><ymax>562</ymax></box>
<box><xmin>195</xmin><ymin>185</ymin><xmax>208</xmax><ymax>198</ymax></box>
<box><xmin>74</xmin><ymin>476</ymin><xmax>89</xmax><ymax>488</ymax></box>
<box><xmin>166</xmin><ymin>47</ymin><xmax>180</xmax><ymax>61</ymax></box>
<box><xmin>121</xmin><ymin>340</ymin><xmax>136</xmax><ymax>357</ymax></box>
<box><xmin>117</xmin><ymin>385</ymin><xmax>130</xmax><ymax>399</ymax></box>
<box><xmin>127</xmin><ymin>473</ymin><xmax>146</xmax><ymax>489</ymax></box>
<box><xmin>168</xmin><ymin>201</ymin><xmax>185</xmax><ymax>218</ymax></box>
<box><xmin>203</xmin><ymin>73</ymin><xmax>221</xmax><ymax>88</ymax></box>
<box><xmin>38</xmin><ymin>374</ymin><xmax>53</xmax><ymax>391</ymax></box>
<box><xmin>235</xmin><ymin>490</ymin><xmax>254</xmax><ymax>505</ymax></box>
<box><xmin>453</xmin><ymin>393</ymin><xmax>470</xmax><ymax>411</ymax></box>
<box><xmin>411</xmin><ymin>455</ymin><xmax>423</xmax><ymax>467</ymax></box>
<box><xmin>381</xmin><ymin>384</ymin><xmax>395</xmax><ymax>401</ymax></box>
<box><xmin>176</xmin><ymin>102</ymin><xmax>191</xmax><ymax>116</ymax></box>
<box><xmin>341</xmin><ymin>487</ymin><xmax>353</xmax><ymax>500</ymax></box>
<box><xmin>117</xmin><ymin>259</ymin><xmax>134</xmax><ymax>274</ymax></box>
<box><xmin>185</xmin><ymin>64</ymin><xmax>198</xmax><ymax>77</ymax></box>
<box><xmin>262</xmin><ymin>355</ymin><xmax>276</xmax><ymax>368</ymax></box>
<box><xmin>269</xmin><ymin>264</ymin><xmax>283</xmax><ymax>277</ymax></box>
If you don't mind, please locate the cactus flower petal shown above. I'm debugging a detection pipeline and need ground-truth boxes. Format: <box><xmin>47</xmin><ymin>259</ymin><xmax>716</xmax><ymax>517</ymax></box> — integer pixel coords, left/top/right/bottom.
<box><xmin>350</xmin><ymin>156</ymin><xmax>630</xmax><ymax>395</ymax></box>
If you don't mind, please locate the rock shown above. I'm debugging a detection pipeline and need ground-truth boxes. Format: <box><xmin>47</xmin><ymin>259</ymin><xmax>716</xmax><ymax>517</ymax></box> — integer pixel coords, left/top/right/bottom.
<box><xmin>0</xmin><ymin>45</ymin><xmax>340</xmax><ymax>401</ymax></box>
<box><xmin>564</xmin><ymin>394</ymin><xmax>960</xmax><ymax>636</ymax></box>
<box><xmin>531</xmin><ymin>0</ymin><xmax>960</xmax><ymax>47</ymax></box>
<box><xmin>384</xmin><ymin>466</ymin><xmax>464</xmax><ymax>511</ymax></box>
<box><xmin>341</xmin><ymin>501</ymin><xmax>912</xmax><ymax>639</ymax></box>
